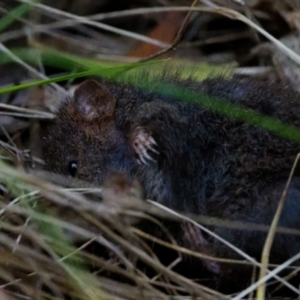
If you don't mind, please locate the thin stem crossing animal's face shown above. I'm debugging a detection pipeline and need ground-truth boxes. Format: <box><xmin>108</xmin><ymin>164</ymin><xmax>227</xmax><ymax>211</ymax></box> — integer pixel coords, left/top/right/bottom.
<box><xmin>42</xmin><ymin>80</ymin><xmax>127</xmax><ymax>187</ymax></box>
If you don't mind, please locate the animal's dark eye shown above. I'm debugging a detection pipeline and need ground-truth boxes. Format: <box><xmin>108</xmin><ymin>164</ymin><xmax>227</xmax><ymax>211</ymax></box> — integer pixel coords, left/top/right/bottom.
<box><xmin>68</xmin><ymin>160</ymin><xmax>78</xmax><ymax>177</ymax></box>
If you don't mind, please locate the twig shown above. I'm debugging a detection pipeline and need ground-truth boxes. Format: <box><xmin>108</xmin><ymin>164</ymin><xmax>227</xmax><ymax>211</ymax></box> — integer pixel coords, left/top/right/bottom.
<box><xmin>138</xmin><ymin>0</ymin><xmax>200</xmax><ymax>62</ymax></box>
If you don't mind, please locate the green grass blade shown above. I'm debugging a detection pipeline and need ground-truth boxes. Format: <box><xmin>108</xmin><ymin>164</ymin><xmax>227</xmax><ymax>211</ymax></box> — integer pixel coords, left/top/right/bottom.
<box><xmin>124</xmin><ymin>78</ymin><xmax>300</xmax><ymax>144</ymax></box>
<box><xmin>0</xmin><ymin>1</ymin><xmax>39</xmax><ymax>33</ymax></box>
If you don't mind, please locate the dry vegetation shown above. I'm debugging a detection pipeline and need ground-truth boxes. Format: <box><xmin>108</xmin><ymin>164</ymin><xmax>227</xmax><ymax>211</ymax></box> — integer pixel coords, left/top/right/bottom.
<box><xmin>2</xmin><ymin>0</ymin><xmax>300</xmax><ymax>299</ymax></box>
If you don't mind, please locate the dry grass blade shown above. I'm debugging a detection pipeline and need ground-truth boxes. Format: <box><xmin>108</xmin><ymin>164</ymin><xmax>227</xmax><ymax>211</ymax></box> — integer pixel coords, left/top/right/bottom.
<box><xmin>133</xmin><ymin>227</ymin><xmax>257</xmax><ymax>267</ymax></box>
<box><xmin>148</xmin><ymin>201</ymin><xmax>300</xmax><ymax>296</ymax></box>
<box><xmin>0</xmin><ymin>140</ymin><xmax>44</xmax><ymax>165</ymax></box>
<box><xmin>256</xmin><ymin>153</ymin><xmax>300</xmax><ymax>299</ymax></box>
<box><xmin>16</xmin><ymin>0</ymin><xmax>170</xmax><ymax>48</ymax></box>
<box><xmin>79</xmin><ymin>213</ymin><xmax>223</xmax><ymax>298</ymax></box>
<box><xmin>9</xmin><ymin>3</ymin><xmax>300</xmax><ymax>67</ymax></box>
<box><xmin>0</xmin><ymin>43</ymin><xmax>67</xmax><ymax>95</ymax></box>
<box><xmin>4</xmin><ymin>2</ymin><xmax>299</xmax><ymax>71</ymax></box>
<box><xmin>0</xmin><ymin>185</ymin><xmax>151</xmax><ymax>297</ymax></box>
<box><xmin>0</xmin><ymin>103</ymin><xmax>54</xmax><ymax>119</ymax></box>
<box><xmin>0</xmin><ymin>160</ymin><xmax>228</xmax><ymax>299</ymax></box>
<box><xmin>232</xmin><ymin>251</ymin><xmax>300</xmax><ymax>300</ymax></box>
<box><xmin>0</xmin><ymin>112</ymin><xmax>52</xmax><ymax>119</ymax></box>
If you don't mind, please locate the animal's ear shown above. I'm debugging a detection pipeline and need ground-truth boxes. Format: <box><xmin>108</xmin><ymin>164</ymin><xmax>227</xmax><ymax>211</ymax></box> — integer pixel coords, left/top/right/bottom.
<box><xmin>73</xmin><ymin>80</ymin><xmax>116</xmax><ymax>120</ymax></box>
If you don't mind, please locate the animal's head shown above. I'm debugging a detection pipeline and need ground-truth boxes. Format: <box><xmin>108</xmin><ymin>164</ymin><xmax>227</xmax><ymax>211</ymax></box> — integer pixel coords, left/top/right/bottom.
<box><xmin>42</xmin><ymin>80</ymin><xmax>129</xmax><ymax>187</ymax></box>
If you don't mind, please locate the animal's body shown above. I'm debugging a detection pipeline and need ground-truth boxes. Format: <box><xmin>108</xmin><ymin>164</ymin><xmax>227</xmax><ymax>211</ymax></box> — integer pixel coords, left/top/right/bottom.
<box><xmin>42</xmin><ymin>74</ymin><xmax>300</xmax><ymax>292</ymax></box>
